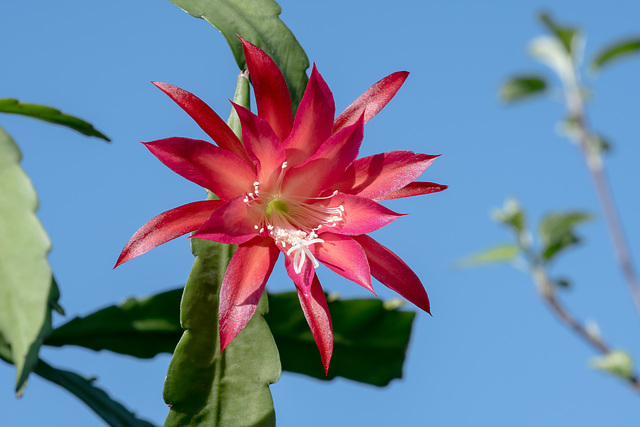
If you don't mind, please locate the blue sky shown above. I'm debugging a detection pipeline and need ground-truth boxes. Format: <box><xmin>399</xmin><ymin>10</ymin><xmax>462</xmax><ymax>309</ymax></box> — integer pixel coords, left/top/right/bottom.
<box><xmin>2</xmin><ymin>1</ymin><xmax>640</xmax><ymax>425</ymax></box>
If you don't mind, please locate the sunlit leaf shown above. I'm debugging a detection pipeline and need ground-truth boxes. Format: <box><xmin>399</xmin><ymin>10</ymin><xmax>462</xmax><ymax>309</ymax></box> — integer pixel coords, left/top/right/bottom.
<box><xmin>591</xmin><ymin>38</ymin><xmax>640</xmax><ymax>71</ymax></box>
<box><xmin>45</xmin><ymin>289</ymin><xmax>183</xmax><ymax>358</ymax></box>
<box><xmin>162</xmin><ymin>240</ymin><xmax>280</xmax><ymax>427</ymax></box>
<box><xmin>539</xmin><ymin>12</ymin><xmax>578</xmax><ymax>55</ymax></box>
<box><xmin>500</xmin><ymin>75</ymin><xmax>548</xmax><ymax>103</ymax></box>
<box><xmin>456</xmin><ymin>244</ymin><xmax>520</xmax><ymax>268</ymax></box>
<box><xmin>590</xmin><ymin>350</ymin><xmax>634</xmax><ymax>380</ymax></box>
<box><xmin>34</xmin><ymin>359</ymin><xmax>156</xmax><ymax>427</ymax></box>
<box><xmin>0</xmin><ymin>125</ymin><xmax>59</xmax><ymax>396</ymax></box>
<box><xmin>0</xmin><ymin>99</ymin><xmax>109</xmax><ymax>141</ymax></box>
<box><xmin>492</xmin><ymin>198</ymin><xmax>526</xmax><ymax>236</ymax></box>
<box><xmin>169</xmin><ymin>0</ymin><xmax>309</xmax><ymax>111</ymax></box>
<box><xmin>267</xmin><ymin>292</ymin><xmax>415</xmax><ymax>386</ymax></box>
<box><xmin>539</xmin><ymin>211</ymin><xmax>591</xmax><ymax>261</ymax></box>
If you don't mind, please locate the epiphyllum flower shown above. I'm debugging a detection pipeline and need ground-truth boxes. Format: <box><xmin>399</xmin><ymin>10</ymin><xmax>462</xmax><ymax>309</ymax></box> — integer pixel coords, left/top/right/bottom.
<box><xmin>116</xmin><ymin>37</ymin><xmax>446</xmax><ymax>373</ymax></box>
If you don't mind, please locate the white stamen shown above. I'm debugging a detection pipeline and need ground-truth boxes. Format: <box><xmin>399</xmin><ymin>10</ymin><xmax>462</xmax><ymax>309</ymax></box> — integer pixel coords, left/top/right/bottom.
<box><xmin>286</xmin><ymin>238</ymin><xmax>324</xmax><ymax>274</ymax></box>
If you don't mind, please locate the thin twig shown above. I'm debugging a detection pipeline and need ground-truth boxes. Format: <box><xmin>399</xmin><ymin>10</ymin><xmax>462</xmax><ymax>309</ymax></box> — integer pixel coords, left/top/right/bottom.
<box><xmin>565</xmin><ymin>94</ymin><xmax>640</xmax><ymax>320</ymax></box>
<box><xmin>532</xmin><ymin>267</ymin><xmax>640</xmax><ymax>391</ymax></box>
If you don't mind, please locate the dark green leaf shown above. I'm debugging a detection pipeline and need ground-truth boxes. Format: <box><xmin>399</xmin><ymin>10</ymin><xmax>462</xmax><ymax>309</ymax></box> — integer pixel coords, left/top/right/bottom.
<box><xmin>552</xmin><ymin>278</ymin><xmax>571</xmax><ymax>289</ymax></box>
<box><xmin>169</xmin><ymin>0</ymin><xmax>309</xmax><ymax>111</ymax></box>
<box><xmin>44</xmin><ymin>286</ymin><xmax>417</xmax><ymax>387</ymax></box>
<box><xmin>500</xmin><ymin>75</ymin><xmax>548</xmax><ymax>103</ymax></box>
<box><xmin>0</xmin><ymin>125</ymin><xmax>60</xmax><ymax>396</ymax></box>
<box><xmin>45</xmin><ymin>289</ymin><xmax>183</xmax><ymax>358</ymax></box>
<box><xmin>492</xmin><ymin>198</ymin><xmax>526</xmax><ymax>236</ymax></box>
<box><xmin>539</xmin><ymin>12</ymin><xmax>578</xmax><ymax>55</ymax></box>
<box><xmin>539</xmin><ymin>211</ymin><xmax>591</xmax><ymax>261</ymax></box>
<box><xmin>163</xmin><ymin>240</ymin><xmax>279</xmax><ymax>427</ymax></box>
<box><xmin>591</xmin><ymin>38</ymin><xmax>640</xmax><ymax>71</ymax></box>
<box><xmin>33</xmin><ymin>359</ymin><xmax>156</xmax><ymax>427</ymax></box>
<box><xmin>0</xmin><ymin>99</ymin><xmax>109</xmax><ymax>141</ymax></box>
<box><xmin>456</xmin><ymin>244</ymin><xmax>520</xmax><ymax>268</ymax></box>
<box><xmin>267</xmin><ymin>292</ymin><xmax>415</xmax><ymax>387</ymax></box>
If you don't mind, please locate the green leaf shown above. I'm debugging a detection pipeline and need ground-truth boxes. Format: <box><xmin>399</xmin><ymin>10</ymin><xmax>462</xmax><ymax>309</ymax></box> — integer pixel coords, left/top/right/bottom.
<box><xmin>0</xmin><ymin>125</ymin><xmax>59</xmax><ymax>396</ymax></box>
<box><xmin>500</xmin><ymin>75</ymin><xmax>548</xmax><ymax>103</ymax></box>
<box><xmin>539</xmin><ymin>211</ymin><xmax>591</xmax><ymax>261</ymax></box>
<box><xmin>492</xmin><ymin>198</ymin><xmax>526</xmax><ymax>236</ymax></box>
<box><xmin>33</xmin><ymin>359</ymin><xmax>156</xmax><ymax>427</ymax></box>
<box><xmin>169</xmin><ymin>0</ymin><xmax>309</xmax><ymax>111</ymax></box>
<box><xmin>0</xmin><ymin>99</ymin><xmax>109</xmax><ymax>141</ymax></box>
<box><xmin>552</xmin><ymin>277</ymin><xmax>571</xmax><ymax>289</ymax></box>
<box><xmin>163</xmin><ymin>240</ymin><xmax>280</xmax><ymax>427</ymax></box>
<box><xmin>45</xmin><ymin>289</ymin><xmax>183</xmax><ymax>358</ymax></box>
<box><xmin>44</xmin><ymin>287</ymin><xmax>416</xmax><ymax>387</ymax></box>
<box><xmin>539</xmin><ymin>12</ymin><xmax>578</xmax><ymax>55</ymax></box>
<box><xmin>591</xmin><ymin>38</ymin><xmax>640</xmax><ymax>71</ymax></box>
<box><xmin>590</xmin><ymin>350</ymin><xmax>635</xmax><ymax>380</ymax></box>
<box><xmin>456</xmin><ymin>244</ymin><xmax>520</xmax><ymax>268</ymax></box>
<box><xmin>267</xmin><ymin>292</ymin><xmax>415</xmax><ymax>386</ymax></box>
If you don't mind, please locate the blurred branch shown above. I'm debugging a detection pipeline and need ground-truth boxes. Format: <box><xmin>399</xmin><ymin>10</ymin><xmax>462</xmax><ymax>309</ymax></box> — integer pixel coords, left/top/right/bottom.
<box><xmin>561</xmin><ymin>74</ymin><xmax>640</xmax><ymax>321</ymax></box>
<box><xmin>531</xmin><ymin>264</ymin><xmax>640</xmax><ymax>391</ymax></box>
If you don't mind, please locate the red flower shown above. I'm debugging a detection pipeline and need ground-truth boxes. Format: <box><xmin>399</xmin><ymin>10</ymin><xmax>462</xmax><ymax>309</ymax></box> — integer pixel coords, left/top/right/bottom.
<box><xmin>116</xmin><ymin>38</ymin><xmax>446</xmax><ymax>372</ymax></box>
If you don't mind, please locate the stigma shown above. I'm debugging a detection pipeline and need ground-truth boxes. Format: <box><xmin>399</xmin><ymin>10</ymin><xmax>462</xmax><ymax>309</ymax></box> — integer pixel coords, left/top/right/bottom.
<box><xmin>243</xmin><ymin>162</ymin><xmax>345</xmax><ymax>274</ymax></box>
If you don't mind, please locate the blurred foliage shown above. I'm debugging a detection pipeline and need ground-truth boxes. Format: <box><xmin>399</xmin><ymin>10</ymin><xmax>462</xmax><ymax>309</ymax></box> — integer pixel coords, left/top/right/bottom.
<box><xmin>591</xmin><ymin>38</ymin><xmax>640</xmax><ymax>71</ymax></box>
<box><xmin>500</xmin><ymin>75</ymin><xmax>547</xmax><ymax>103</ymax></box>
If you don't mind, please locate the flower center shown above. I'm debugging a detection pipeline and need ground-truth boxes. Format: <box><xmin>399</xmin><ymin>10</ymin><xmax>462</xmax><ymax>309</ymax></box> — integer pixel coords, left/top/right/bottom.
<box><xmin>244</xmin><ymin>163</ymin><xmax>345</xmax><ymax>274</ymax></box>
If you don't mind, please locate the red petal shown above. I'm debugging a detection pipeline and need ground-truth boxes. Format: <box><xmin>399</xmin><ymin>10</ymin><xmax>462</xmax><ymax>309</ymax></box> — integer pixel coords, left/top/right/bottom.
<box><xmin>219</xmin><ymin>237</ymin><xmax>280</xmax><ymax>351</ymax></box>
<box><xmin>144</xmin><ymin>137</ymin><xmax>255</xmax><ymax>200</ymax></box>
<box><xmin>240</xmin><ymin>37</ymin><xmax>293</xmax><ymax>142</ymax></box>
<box><xmin>283</xmin><ymin>64</ymin><xmax>335</xmax><ymax>166</ymax></box>
<box><xmin>282</xmin><ymin>115</ymin><xmax>364</xmax><ymax>199</ymax></box>
<box><xmin>114</xmin><ymin>200</ymin><xmax>223</xmax><ymax>268</ymax></box>
<box><xmin>193</xmin><ymin>197</ymin><xmax>259</xmax><ymax>245</ymax></box>
<box><xmin>325</xmin><ymin>193</ymin><xmax>403</xmax><ymax>235</ymax></box>
<box><xmin>332</xmin><ymin>151</ymin><xmax>439</xmax><ymax>200</ymax></box>
<box><xmin>314</xmin><ymin>233</ymin><xmax>374</xmax><ymax>294</ymax></box>
<box><xmin>333</xmin><ymin>71</ymin><xmax>409</xmax><ymax>134</ymax></box>
<box><xmin>283</xmin><ymin>250</ymin><xmax>315</xmax><ymax>293</ymax></box>
<box><xmin>232</xmin><ymin>103</ymin><xmax>286</xmax><ymax>186</ymax></box>
<box><xmin>152</xmin><ymin>82</ymin><xmax>250</xmax><ymax>163</ymax></box>
<box><xmin>376</xmin><ymin>182</ymin><xmax>448</xmax><ymax>201</ymax></box>
<box><xmin>353</xmin><ymin>235</ymin><xmax>430</xmax><ymax>313</ymax></box>
<box><xmin>295</xmin><ymin>275</ymin><xmax>333</xmax><ymax>374</ymax></box>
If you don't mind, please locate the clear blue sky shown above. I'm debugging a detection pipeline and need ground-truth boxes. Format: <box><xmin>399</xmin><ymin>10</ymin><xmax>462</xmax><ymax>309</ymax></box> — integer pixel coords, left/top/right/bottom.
<box><xmin>2</xmin><ymin>1</ymin><xmax>640</xmax><ymax>425</ymax></box>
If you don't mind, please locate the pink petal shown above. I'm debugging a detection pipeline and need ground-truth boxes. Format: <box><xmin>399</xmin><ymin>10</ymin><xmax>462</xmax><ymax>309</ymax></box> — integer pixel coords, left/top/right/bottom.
<box><xmin>114</xmin><ymin>200</ymin><xmax>223</xmax><ymax>268</ymax></box>
<box><xmin>283</xmin><ymin>64</ymin><xmax>335</xmax><ymax>166</ymax></box>
<box><xmin>193</xmin><ymin>196</ymin><xmax>260</xmax><ymax>245</ymax></box>
<box><xmin>324</xmin><ymin>193</ymin><xmax>404</xmax><ymax>235</ymax></box>
<box><xmin>232</xmin><ymin>103</ymin><xmax>286</xmax><ymax>186</ymax></box>
<box><xmin>282</xmin><ymin>115</ymin><xmax>364</xmax><ymax>199</ymax></box>
<box><xmin>240</xmin><ymin>37</ymin><xmax>293</xmax><ymax>142</ymax></box>
<box><xmin>332</xmin><ymin>151</ymin><xmax>439</xmax><ymax>200</ymax></box>
<box><xmin>333</xmin><ymin>71</ymin><xmax>409</xmax><ymax>135</ymax></box>
<box><xmin>376</xmin><ymin>182</ymin><xmax>448</xmax><ymax>201</ymax></box>
<box><xmin>314</xmin><ymin>233</ymin><xmax>374</xmax><ymax>294</ymax></box>
<box><xmin>152</xmin><ymin>82</ymin><xmax>250</xmax><ymax>163</ymax></box>
<box><xmin>219</xmin><ymin>237</ymin><xmax>280</xmax><ymax>351</ymax></box>
<box><xmin>144</xmin><ymin>137</ymin><xmax>256</xmax><ymax>200</ymax></box>
<box><xmin>353</xmin><ymin>235</ymin><xmax>430</xmax><ymax>313</ymax></box>
<box><xmin>295</xmin><ymin>275</ymin><xmax>333</xmax><ymax>374</ymax></box>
